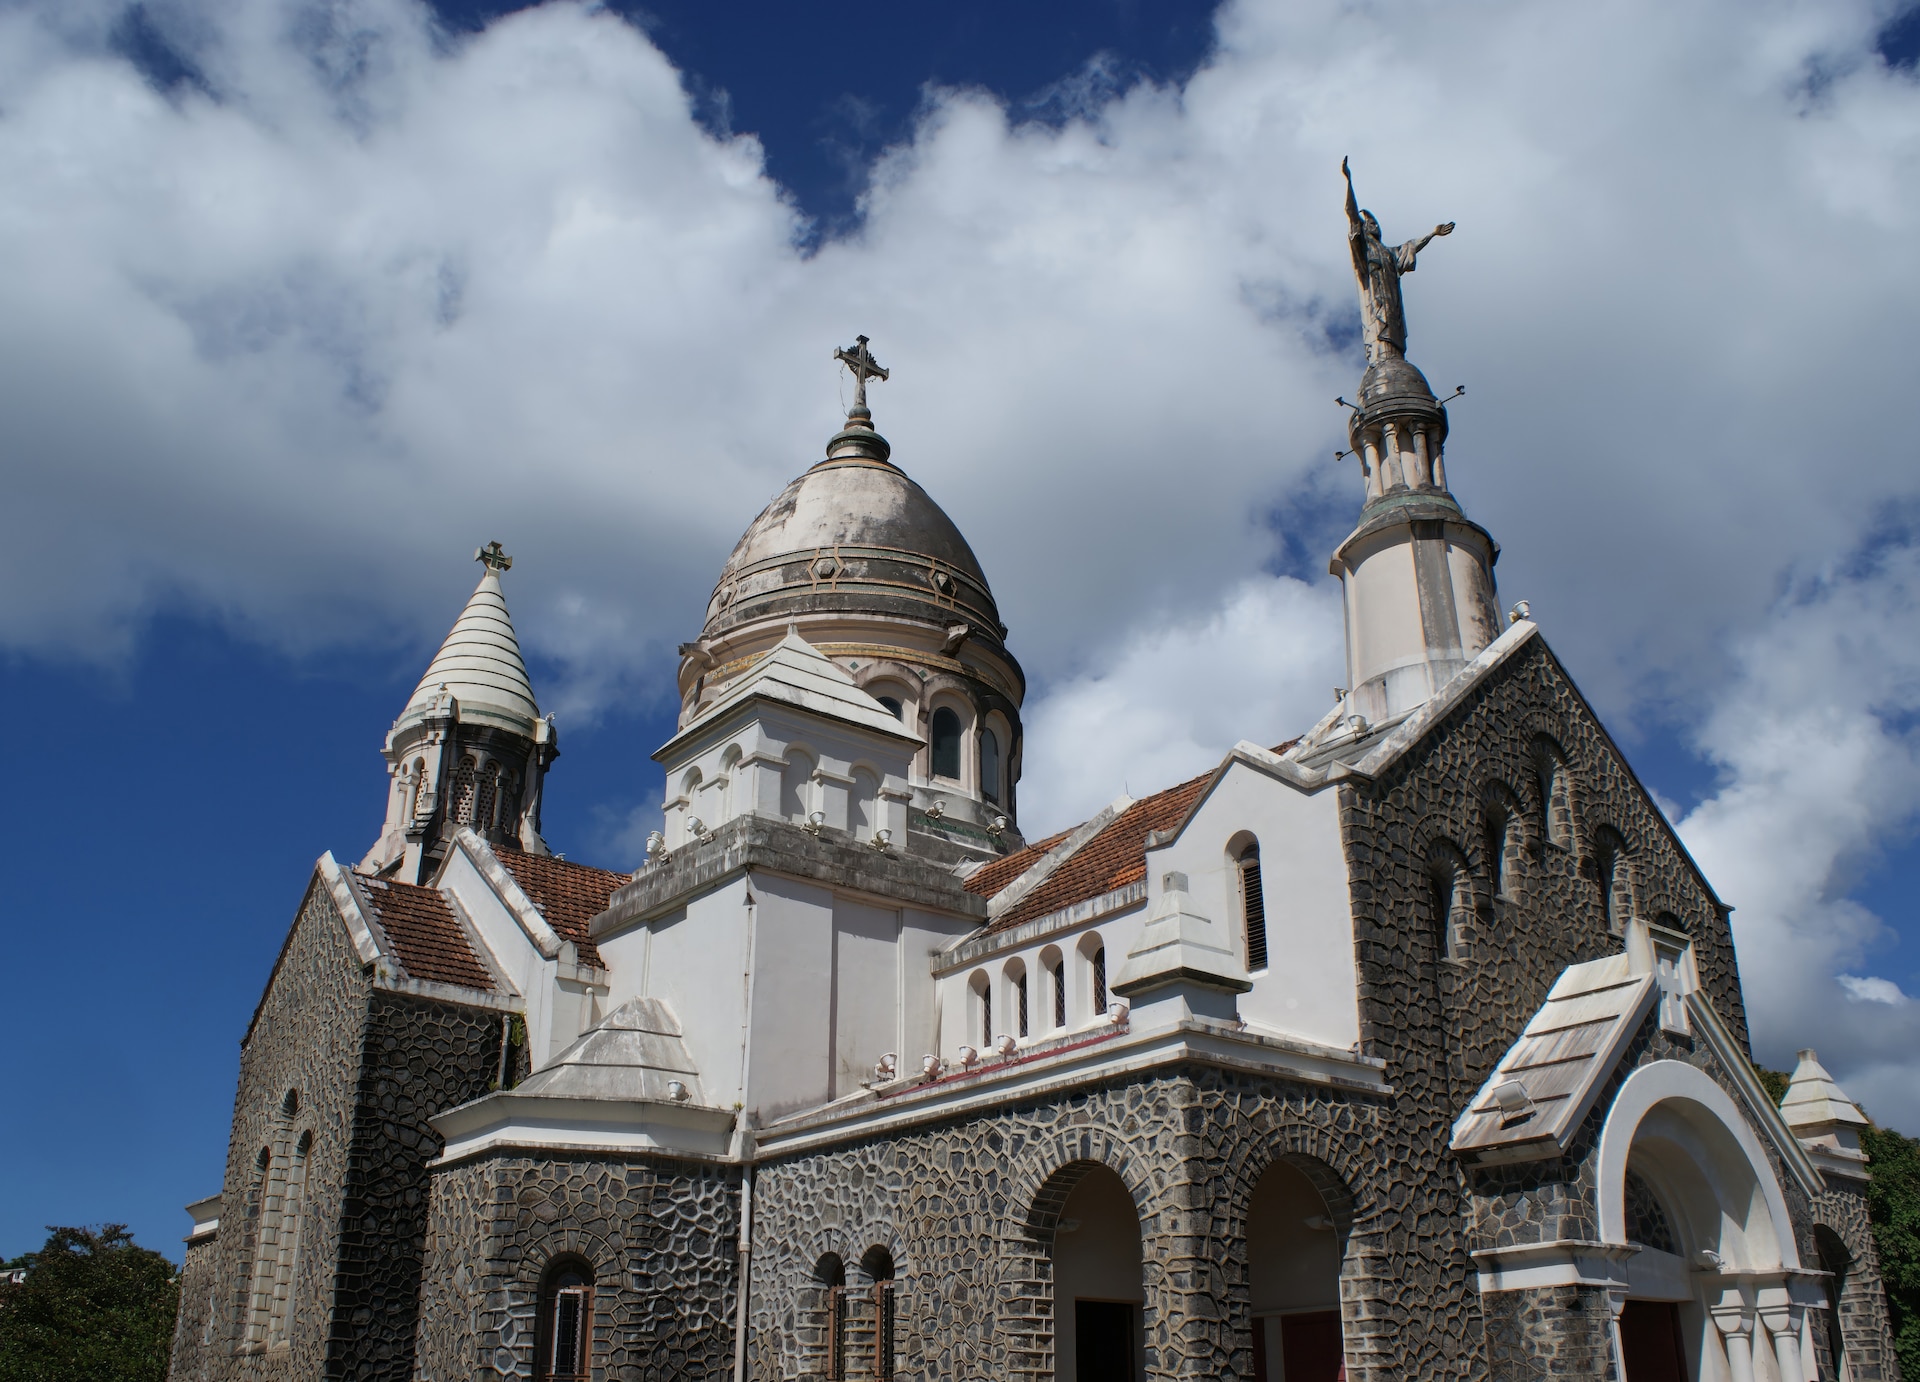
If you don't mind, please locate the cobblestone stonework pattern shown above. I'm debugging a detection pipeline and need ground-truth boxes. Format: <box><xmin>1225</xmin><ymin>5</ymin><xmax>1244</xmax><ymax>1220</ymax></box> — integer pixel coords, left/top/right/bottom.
<box><xmin>170</xmin><ymin>875</ymin><xmax>372</xmax><ymax>1382</ymax></box>
<box><xmin>327</xmin><ymin>990</ymin><xmax>501</xmax><ymax>1380</ymax></box>
<box><xmin>748</xmin><ymin>1066</ymin><xmax>1389</xmax><ymax>1382</ymax></box>
<box><xmin>170</xmin><ymin>1237</ymin><xmax>221</xmax><ymax>1382</ymax></box>
<box><xmin>168</xmin><ymin>872</ymin><xmax>505</xmax><ymax>1382</ymax></box>
<box><xmin>1811</xmin><ymin>1178</ymin><xmax>1900</xmax><ymax>1382</ymax></box>
<box><xmin>413</xmin><ymin>1151</ymin><xmax>740</xmax><ymax>1381</ymax></box>
<box><xmin>1480</xmin><ymin>1284</ymin><xmax>1614</xmax><ymax>1382</ymax></box>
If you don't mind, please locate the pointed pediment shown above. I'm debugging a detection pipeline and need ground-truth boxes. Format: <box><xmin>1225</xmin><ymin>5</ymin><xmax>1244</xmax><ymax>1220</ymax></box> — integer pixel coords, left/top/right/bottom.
<box><xmin>658</xmin><ymin>627</ymin><xmax>922</xmax><ymax>758</ymax></box>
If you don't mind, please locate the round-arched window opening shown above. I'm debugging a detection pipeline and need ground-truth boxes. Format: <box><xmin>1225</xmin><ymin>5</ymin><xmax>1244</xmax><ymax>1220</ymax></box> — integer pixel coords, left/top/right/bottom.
<box><xmin>931</xmin><ymin>707</ymin><xmax>962</xmax><ymax>780</ymax></box>
<box><xmin>535</xmin><ymin>1258</ymin><xmax>595</xmax><ymax>1382</ymax></box>
<box><xmin>877</xmin><ymin>696</ymin><xmax>903</xmax><ymax>720</ymax></box>
<box><xmin>979</xmin><ymin>728</ymin><xmax>1001</xmax><ymax>803</ymax></box>
<box><xmin>860</xmin><ymin>1245</ymin><xmax>896</xmax><ymax>1283</ymax></box>
<box><xmin>280</xmin><ymin>1088</ymin><xmax>299</xmax><ymax>1118</ymax></box>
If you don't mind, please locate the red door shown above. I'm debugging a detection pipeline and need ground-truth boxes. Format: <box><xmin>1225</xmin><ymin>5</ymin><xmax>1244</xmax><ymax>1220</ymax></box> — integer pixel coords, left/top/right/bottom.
<box><xmin>1619</xmin><ymin>1300</ymin><xmax>1689</xmax><ymax>1382</ymax></box>
<box><xmin>1281</xmin><ymin>1310</ymin><xmax>1346</xmax><ymax>1382</ymax></box>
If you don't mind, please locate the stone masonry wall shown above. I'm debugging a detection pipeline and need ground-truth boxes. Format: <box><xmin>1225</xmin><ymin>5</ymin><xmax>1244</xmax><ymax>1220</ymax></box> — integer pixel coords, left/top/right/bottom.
<box><xmin>171</xmin><ymin>875</ymin><xmax>372</xmax><ymax>1382</ymax></box>
<box><xmin>1331</xmin><ymin>633</ymin><xmax>1753</xmax><ymax>1378</ymax></box>
<box><xmin>170</xmin><ymin>1237</ymin><xmax>221</xmax><ymax>1382</ymax></box>
<box><xmin>1480</xmin><ymin>1284</ymin><xmax>1615</xmax><ymax>1382</ymax></box>
<box><xmin>1812</xmin><ymin>1177</ymin><xmax>1901</xmax><ymax>1382</ymax></box>
<box><xmin>748</xmin><ymin>1064</ymin><xmax>1391</xmax><ymax>1382</ymax></box>
<box><xmin>413</xmin><ymin>1150</ymin><xmax>740</xmax><ymax>1381</ymax></box>
<box><xmin>326</xmin><ymin>989</ymin><xmax>503</xmax><ymax>1381</ymax></box>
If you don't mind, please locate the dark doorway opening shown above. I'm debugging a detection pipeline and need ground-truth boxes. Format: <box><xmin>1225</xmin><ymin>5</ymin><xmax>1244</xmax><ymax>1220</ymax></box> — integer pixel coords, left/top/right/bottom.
<box><xmin>1276</xmin><ymin>1309</ymin><xmax>1344</xmax><ymax>1382</ymax></box>
<box><xmin>1075</xmin><ymin>1300</ymin><xmax>1136</xmax><ymax>1382</ymax></box>
<box><xmin>1619</xmin><ymin>1300</ymin><xmax>1689</xmax><ymax>1382</ymax></box>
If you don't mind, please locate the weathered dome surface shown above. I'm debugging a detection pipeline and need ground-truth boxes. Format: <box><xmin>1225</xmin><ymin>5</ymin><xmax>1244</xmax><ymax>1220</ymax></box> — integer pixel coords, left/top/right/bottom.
<box><xmin>1357</xmin><ymin>353</ymin><xmax>1437</xmax><ymax>408</ymax></box>
<box><xmin>700</xmin><ymin>452</ymin><xmax>1006</xmax><ymax>646</ymax></box>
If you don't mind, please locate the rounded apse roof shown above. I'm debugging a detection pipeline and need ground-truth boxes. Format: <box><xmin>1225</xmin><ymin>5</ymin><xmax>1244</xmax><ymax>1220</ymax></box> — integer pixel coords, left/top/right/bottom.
<box><xmin>699</xmin><ymin>445</ymin><xmax>1006</xmax><ymax>650</ymax></box>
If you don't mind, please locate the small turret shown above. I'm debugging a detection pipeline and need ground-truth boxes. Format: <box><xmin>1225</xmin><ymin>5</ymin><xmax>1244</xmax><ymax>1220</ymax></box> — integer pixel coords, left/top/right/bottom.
<box><xmin>361</xmin><ymin>543</ymin><xmax>557</xmax><ymax>882</ymax></box>
<box><xmin>1780</xmin><ymin>1048</ymin><xmax>1871</xmax><ymax>1181</ymax></box>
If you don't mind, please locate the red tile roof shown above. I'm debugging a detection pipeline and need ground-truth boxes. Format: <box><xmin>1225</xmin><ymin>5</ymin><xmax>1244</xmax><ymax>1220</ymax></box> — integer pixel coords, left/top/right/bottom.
<box><xmin>962</xmin><ymin>829</ymin><xmax>1072</xmax><ymax>900</ymax></box>
<box><xmin>358</xmin><ymin>878</ymin><xmax>497</xmax><ymax>992</ymax></box>
<box><xmin>983</xmin><ymin>772</ymin><xmax>1216</xmax><ymax>932</ymax></box>
<box><xmin>495</xmin><ymin>849</ymin><xmax>625</xmax><ymax>969</ymax></box>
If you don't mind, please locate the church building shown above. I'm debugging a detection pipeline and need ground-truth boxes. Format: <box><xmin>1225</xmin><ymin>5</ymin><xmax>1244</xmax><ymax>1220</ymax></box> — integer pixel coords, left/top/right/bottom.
<box><xmin>168</xmin><ymin>179</ymin><xmax>1901</xmax><ymax>1382</ymax></box>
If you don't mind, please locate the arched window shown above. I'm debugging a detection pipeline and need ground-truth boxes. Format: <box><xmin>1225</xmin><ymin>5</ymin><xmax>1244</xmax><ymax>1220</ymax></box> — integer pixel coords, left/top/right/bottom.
<box><xmin>930</xmin><ymin>707</ymin><xmax>962</xmax><ymax>780</ymax></box>
<box><xmin>969</xmin><ymin>971</ymin><xmax>991</xmax><ymax>1048</ymax></box>
<box><xmin>850</xmin><ymin>768</ymin><xmax>880</xmax><ymax>841</ymax></box>
<box><xmin>858</xmin><ymin>1247</ymin><xmax>898</xmax><ymax>1381</ymax></box>
<box><xmin>1008</xmin><ymin>961</ymin><xmax>1029</xmax><ymax>1039</ymax></box>
<box><xmin>1484</xmin><ymin>789</ymin><xmax>1522</xmax><ymax>899</ymax></box>
<box><xmin>1053</xmin><ymin>957</ymin><xmax>1067</xmax><ymax>1028</ymax></box>
<box><xmin>1040</xmin><ymin>946</ymin><xmax>1066</xmax><ymax>1031</ymax></box>
<box><xmin>406</xmin><ymin>758</ymin><xmax>426</xmax><ymax>819</ymax></box>
<box><xmin>1532</xmin><ymin>737</ymin><xmax>1572</xmax><ymax>848</ymax></box>
<box><xmin>813</xmin><ymin>1253</ymin><xmax>848</xmax><ymax>1378</ymax></box>
<box><xmin>1815</xmin><ymin>1226</ymin><xmax>1852</xmax><ymax>1382</ymax></box>
<box><xmin>1594</xmin><ymin>828</ymin><xmax>1632</xmax><ymax>935</ymax></box>
<box><xmin>536</xmin><ymin>1258</ymin><xmax>594</xmax><ymax>1382</ymax></box>
<box><xmin>240</xmin><ymin>1146</ymin><xmax>272</xmax><ymax>1343</ymax></box>
<box><xmin>979</xmin><ymin>727</ymin><xmax>1001</xmax><ymax>804</ymax></box>
<box><xmin>450</xmin><ymin>756</ymin><xmax>477</xmax><ymax>827</ymax></box>
<box><xmin>269</xmin><ymin>1130</ymin><xmax>311</xmax><ymax>1346</ymax></box>
<box><xmin>876</xmin><ymin>695</ymin><xmax>903</xmax><ymax>719</ymax></box>
<box><xmin>1428</xmin><ymin>844</ymin><xmax>1470</xmax><ymax>962</ymax></box>
<box><xmin>1237</xmin><ymin>841</ymin><xmax>1268</xmax><ymax>972</ymax></box>
<box><xmin>1092</xmin><ymin>945</ymin><xmax>1108</xmax><ymax>1015</ymax></box>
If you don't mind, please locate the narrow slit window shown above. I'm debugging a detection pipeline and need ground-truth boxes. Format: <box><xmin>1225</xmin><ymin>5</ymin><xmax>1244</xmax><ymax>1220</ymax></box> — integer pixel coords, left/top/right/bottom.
<box><xmin>1053</xmin><ymin>961</ymin><xmax>1066</xmax><ymax>1028</ymax></box>
<box><xmin>1092</xmin><ymin>946</ymin><xmax>1107</xmax><ymax>1014</ymax></box>
<box><xmin>1015</xmin><ymin>971</ymin><xmax>1028</xmax><ymax>1038</ymax></box>
<box><xmin>931</xmin><ymin>707</ymin><xmax>962</xmax><ymax>779</ymax></box>
<box><xmin>979</xmin><ymin>728</ymin><xmax>1000</xmax><ymax>803</ymax></box>
<box><xmin>539</xmin><ymin>1268</ymin><xmax>592</xmax><ymax>1382</ymax></box>
<box><xmin>1239</xmin><ymin>847</ymin><xmax>1268</xmax><ymax>971</ymax></box>
<box><xmin>981</xmin><ymin>983</ymin><xmax>992</xmax><ymax>1047</ymax></box>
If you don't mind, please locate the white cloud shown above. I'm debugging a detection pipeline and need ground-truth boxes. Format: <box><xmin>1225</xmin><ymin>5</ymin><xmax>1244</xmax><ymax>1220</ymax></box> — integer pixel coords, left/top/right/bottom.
<box><xmin>3</xmin><ymin>0</ymin><xmax>1920</xmax><ymax>1117</ymax></box>
<box><xmin>1676</xmin><ymin>531</ymin><xmax>1920</xmax><ymax>1129</ymax></box>
<box><xmin>1019</xmin><ymin>574</ymin><xmax>1342</xmax><ymax>831</ymax></box>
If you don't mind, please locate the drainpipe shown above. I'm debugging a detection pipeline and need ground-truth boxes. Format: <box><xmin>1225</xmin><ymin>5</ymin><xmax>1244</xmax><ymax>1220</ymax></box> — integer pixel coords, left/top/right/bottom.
<box><xmin>732</xmin><ymin>871</ymin><xmax>760</xmax><ymax>1382</ymax></box>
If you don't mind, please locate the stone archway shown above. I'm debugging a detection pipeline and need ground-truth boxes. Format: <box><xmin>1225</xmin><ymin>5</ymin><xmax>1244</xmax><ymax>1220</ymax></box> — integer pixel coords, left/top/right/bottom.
<box><xmin>1051</xmin><ymin>1165</ymin><xmax>1144</xmax><ymax>1382</ymax></box>
<box><xmin>1597</xmin><ymin>1061</ymin><xmax>1805</xmax><ymax>1382</ymax></box>
<box><xmin>1246</xmin><ymin>1158</ymin><xmax>1346</xmax><ymax>1382</ymax></box>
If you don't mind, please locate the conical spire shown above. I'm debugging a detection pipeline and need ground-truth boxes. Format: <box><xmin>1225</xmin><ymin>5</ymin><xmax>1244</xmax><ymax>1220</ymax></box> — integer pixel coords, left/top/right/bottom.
<box><xmin>400</xmin><ymin>542</ymin><xmax>539</xmax><ymax>735</ymax></box>
<box><xmin>1780</xmin><ymin>1047</ymin><xmax>1871</xmax><ymax>1181</ymax></box>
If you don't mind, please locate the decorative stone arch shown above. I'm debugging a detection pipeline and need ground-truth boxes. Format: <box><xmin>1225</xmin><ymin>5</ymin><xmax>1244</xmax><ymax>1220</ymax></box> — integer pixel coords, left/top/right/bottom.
<box><xmin>1588</xmin><ymin>823</ymin><xmax>1636</xmax><ymax>935</ymax></box>
<box><xmin>1596</xmin><ymin>1060</ymin><xmax>1799</xmax><ymax>1270</ymax></box>
<box><xmin>1006</xmin><ymin>1143</ymin><xmax>1159</xmax><ymax>1382</ymax></box>
<box><xmin>1423</xmin><ymin>837</ymin><xmax>1473</xmax><ymax>962</ymax></box>
<box><xmin>1479</xmin><ymin>780</ymin><xmax>1528</xmax><ymax>902</ymax></box>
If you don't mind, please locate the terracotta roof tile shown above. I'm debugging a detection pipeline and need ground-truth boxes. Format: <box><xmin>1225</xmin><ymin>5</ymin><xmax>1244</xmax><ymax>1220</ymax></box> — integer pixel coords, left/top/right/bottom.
<box><xmin>962</xmin><ymin>830</ymin><xmax>1072</xmax><ymax>899</ymax></box>
<box><xmin>495</xmin><ymin>849</ymin><xmax>625</xmax><ymax>969</ymax></box>
<box><xmin>358</xmin><ymin>878</ymin><xmax>497</xmax><ymax>992</ymax></box>
<box><xmin>986</xmin><ymin>771</ymin><xmax>1215</xmax><ymax>932</ymax></box>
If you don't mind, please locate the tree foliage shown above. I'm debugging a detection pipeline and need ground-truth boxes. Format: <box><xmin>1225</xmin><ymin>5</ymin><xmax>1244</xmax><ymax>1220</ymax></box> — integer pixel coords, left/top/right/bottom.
<box><xmin>1863</xmin><ymin>1122</ymin><xmax>1920</xmax><ymax>1382</ymax></box>
<box><xmin>0</xmin><ymin>1226</ymin><xmax>178</xmax><ymax>1382</ymax></box>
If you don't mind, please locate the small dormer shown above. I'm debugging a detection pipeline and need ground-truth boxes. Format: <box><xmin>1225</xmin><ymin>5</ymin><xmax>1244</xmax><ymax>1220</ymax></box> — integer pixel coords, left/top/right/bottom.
<box><xmin>652</xmin><ymin>627</ymin><xmax>922</xmax><ymax>850</ymax></box>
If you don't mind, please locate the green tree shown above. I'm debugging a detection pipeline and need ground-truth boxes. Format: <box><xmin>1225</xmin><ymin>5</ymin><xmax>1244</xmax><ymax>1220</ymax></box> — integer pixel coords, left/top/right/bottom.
<box><xmin>1863</xmin><ymin>1122</ymin><xmax>1920</xmax><ymax>1382</ymax></box>
<box><xmin>0</xmin><ymin>1225</ymin><xmax>178</xmax><ymax>1382</ymax></box>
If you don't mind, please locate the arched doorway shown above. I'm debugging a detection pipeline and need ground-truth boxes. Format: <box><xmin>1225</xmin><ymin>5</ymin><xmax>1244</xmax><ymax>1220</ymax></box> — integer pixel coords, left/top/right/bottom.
<box><xmin>1052</xmin><ymin>1165</ymin><xmax>1144</xmax><ymax>1382</ymax></box>
<box><xmin>1599</xmin><ymin>1062</ymin><xmax>1804</xmax><ymax>1382</ymax></box>
<box><xmin>1246</xmin><ymin>1159</ymin><xmax>1345</xmax><ymax>1382</ymax></box>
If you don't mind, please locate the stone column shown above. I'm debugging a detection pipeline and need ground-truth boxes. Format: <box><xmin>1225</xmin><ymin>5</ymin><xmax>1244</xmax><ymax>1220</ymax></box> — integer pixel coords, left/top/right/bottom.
<box><xmin>1411</xmin><ymin>427</ymin><xmax>1434</xmax><ymax>488</ymax></box>
<box><xmin>1711</xmin><ymin>1295</ymin><xmax>1759</xmax><ymax>1382</ymax></box>
<box><xmin>1759</xmin><ymin>1300</ymin><xmax>1806</xmax><ymax>1382</ymax></box>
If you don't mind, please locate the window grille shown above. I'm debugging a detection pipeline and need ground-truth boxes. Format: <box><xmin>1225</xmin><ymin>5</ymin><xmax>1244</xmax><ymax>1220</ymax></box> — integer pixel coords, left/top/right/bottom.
<box><xmin>541</xmin><ymin>1280</ymin><xmax>591</xmax><ymax>1382</ymax></box>
<box><xmin>826</xmin><ymin>1281</ymin><xmax>895</xmax><ymax>1380</ymax></box>
<box><xmin>1240</xmin><ymin>852</ymin><xmax>1268</xmax><ymax>971</ymax></box>
<box><xmin>474</xmin><ymin>763</ymin><xmax>499</xmax><ymax>834</ymax></box>
<box><xmin>1015</xmin><ymin>971</ymin><xmax>1028</xmax><ymax>1038</ymax></box>
<box><xmin>450</xmin><ymin>757</ymin><xmax>477</xmax><ymax>827</ymax></box>
<box><xmin>1092</xmin><ymin>947</ymin><xmax>1107</xmax><ymax>1014</ymax></box>
<box><xmin>981</xmin><ymin>984</ymin><xmax>992</xmax><ymax>1048</ymax></box>
<box><xmin>1053</xmin><ymin>962</ymin><xmax>1066</xmax><ymax>1028</ymax></box>
<box><xmin>826</xmin><ymin>1284</ymin><xmax>848</xmax><ymax>1381</ymax></box>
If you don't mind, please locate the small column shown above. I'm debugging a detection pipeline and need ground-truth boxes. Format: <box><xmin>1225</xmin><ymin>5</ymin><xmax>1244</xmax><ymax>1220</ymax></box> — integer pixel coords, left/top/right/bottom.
<box><xmin>1711</xmin><ymin>1295</ymin><xmax>1759</xmax><ymax>1382</ymax></box>
<box><xmin>1758</xmin><ymin>1298</ymin><xmax>1805</xmax><ymax>1382</ymax></box>
<box><xmin>1362</xmin><ymin>434</ymin><xmax>1385</xmax><ymax>499</ymax></box>
<box><xmin>1411</xmin><ymin>427</ymin><xmax>1434</xmax><ymax>488</ymax></box>
<box><xmin>1381</xmin><ymin>421</ymin><xmax>1405</xmax><ymax>490</ymax></box>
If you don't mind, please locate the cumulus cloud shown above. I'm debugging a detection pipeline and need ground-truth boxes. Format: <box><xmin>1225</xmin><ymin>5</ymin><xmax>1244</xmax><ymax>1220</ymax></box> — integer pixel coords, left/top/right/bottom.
<box><xmin>1677</xmin><ymin>525</ymin><xmax>1920</xmax><ymax>1129</ymax></box>
<box><xmin>3</xmin><ymin>0</ymin><xmax>1920</xmax><ymax>1114</ymax></box>
<box><xmin>1020</xmin><ymin>574</ymin><xmax>1342</xmax><ymax>830</ymax></box>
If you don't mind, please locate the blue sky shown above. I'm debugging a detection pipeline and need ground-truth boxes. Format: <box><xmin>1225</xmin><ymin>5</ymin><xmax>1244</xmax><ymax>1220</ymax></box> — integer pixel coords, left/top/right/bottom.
<box><xmin>4</xmin><ymin>0</ymin><xmax>1920</xmax><ymax>1263</ymax></box>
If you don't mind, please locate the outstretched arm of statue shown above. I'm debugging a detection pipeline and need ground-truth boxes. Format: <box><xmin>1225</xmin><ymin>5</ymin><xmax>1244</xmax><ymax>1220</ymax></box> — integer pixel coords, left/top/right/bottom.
<box><xmin>1396</xmin><ymin>221</ymin><xmax>1455</xmax><ymax>272</ymax></box>
<box><xmin>1342</xmin><ymin>157</ymin><xmax>1363</xmax><ymax>235</ymax></box>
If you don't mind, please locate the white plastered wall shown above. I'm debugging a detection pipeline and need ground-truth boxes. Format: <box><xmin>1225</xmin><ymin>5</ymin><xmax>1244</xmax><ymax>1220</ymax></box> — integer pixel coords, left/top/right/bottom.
<box><xmin>1147</xmin><ymin>761</ymin><xmax>1360</xmax><ymax>1051</ymax></box>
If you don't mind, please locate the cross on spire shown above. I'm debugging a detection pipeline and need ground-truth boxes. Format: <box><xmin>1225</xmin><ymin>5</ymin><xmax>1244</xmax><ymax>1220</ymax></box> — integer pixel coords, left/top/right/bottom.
<box><xmin>834</xmin><ymin>334</ymin><xmax>889</xmax><ymax>413</ymax></box>
<box><xmin>474</xmin><ymin>541</ymin><xmax>513</xmax><ymax>573</ymax></box>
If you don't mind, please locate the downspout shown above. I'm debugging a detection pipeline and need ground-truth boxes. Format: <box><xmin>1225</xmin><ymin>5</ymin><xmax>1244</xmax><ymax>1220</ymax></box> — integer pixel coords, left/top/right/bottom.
<box><xmin>732</xmin><ymin>870</ymin><xmax>759</xmax><ymax>1382</ymax></box>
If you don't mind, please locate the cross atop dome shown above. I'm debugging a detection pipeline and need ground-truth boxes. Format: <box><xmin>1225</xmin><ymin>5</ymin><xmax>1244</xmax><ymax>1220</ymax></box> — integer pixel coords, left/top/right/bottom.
<box><xmin>475</xmin><ymin>540</ymin><xmax>513</xmax><ymax>573</ymax></box>
<box><xmin>834</xmin><ymin>334</ymin><xmax>889</xmax><ymax>414</ymax></box>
